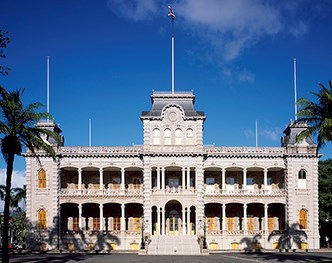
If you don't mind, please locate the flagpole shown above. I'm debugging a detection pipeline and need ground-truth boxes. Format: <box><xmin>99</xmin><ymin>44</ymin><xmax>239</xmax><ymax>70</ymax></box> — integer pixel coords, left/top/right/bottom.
<box><xmin>168</xmin><ymin>6</ymin><xmax>175</xmax><ymax>94</ymax></box>
<box><xmin>293</xmin><ymin>58</ymin><xmax>297</xmax><ymax>121</ymax></box>
<box><xmin>46</xmin><ymin>56</ymin><xmax>50</xmax><ymax>121</ymax></box>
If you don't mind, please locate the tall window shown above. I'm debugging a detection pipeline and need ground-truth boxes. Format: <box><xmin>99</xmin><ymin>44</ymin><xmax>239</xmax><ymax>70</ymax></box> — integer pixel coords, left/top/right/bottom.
<box><xmin>299</xmin><ymin>209</ymin><xmax>307</xmax><ymax>229</ymax></box>
<box><xmin>298</xmin><ymin>169</ymin><xmax>307</xmax><ymax>189</ymax></box>
<box><xmin>152</xmin><ymin>128</ymin><xmax>160</xmax><ymax>145</ymax></box>
<box><xmin>175</xmin><ymin>129</ymin><xmax>182</xmax><ymax>145</ymax></box>
<box><xmin>164</xmin><ymin>128</ymin><xmax>171</xmax><ymax>145</ymax></box>
<box><xmin>186</xmin><ymin>128</ymin><xmax>194</xmax><ymax>145</ymax></box>
<box><xmin>38</xmin><ymin>169</ymin><xmax>46</xmax><ymax>188</ymax></box>
<box><xmin>38</xmin><ymin>209</ymin><xmax>47</xmax><ymax>230</ymax></box>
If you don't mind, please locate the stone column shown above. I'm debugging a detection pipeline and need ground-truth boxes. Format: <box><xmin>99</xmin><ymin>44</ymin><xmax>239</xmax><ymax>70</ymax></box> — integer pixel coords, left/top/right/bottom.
<box><xmin>99</xmin><ymin>168</ymin><xmax>103</xmax><ymax>190</ymax></box>
<box><xmin>264</xmin><ymin>204</ymin><xmax>268</xmax><ymax>233</ymax></box>
<box><xmin>99</xmin><ymin>204</ymin><xmax>104</xmax><ymax>231</ymax></box>
<box><xmin>187</xmin><ymin>168</ymin><xmax>190</xmax><ymax>190</ymax></box>
<box><xmin>264</xmin><ymin>168</ymin><xmax>268</xmax><ymax>190</ymax></box>
<box><xmin>161</xmin><ymin>167</ymin><xmax>165</xmax><ymax>190</ymax></box>
<box><xmin>162</xmin><ymin>208</ymin><xmax>166</xmax><ymax>235</ymax></box>
<box><xmin>187</xmin><ymin>208</ymin><xmax>191</xmax><ymax>235</ymax></box>
<box><xmin>157</xmin><ymin>207</ymin><xmax>161</xmax><ymax>235</ymax></box>
<box><xmin>243</xmin><ymin>168</ymin><xmax>247</xmax><ymax>189</ymax></box>
<box><xmin>121</xmin><ymin>168</ymin><xmax>125</xmax><ymax>190</ymax></box>
<box><xmin>121</xmin><ymin>204</ymin><xmax>126</xmax><ymax>231</ymax></box>
<box><xmin>243</xmin><ymin>204</ymin><xmax>247</xmax><ymax>232</ymax></box>
<box><xmin>182</xmin><ymin>167</ymin><xmax>186</xmax><ymax>190</ymax></box>
<box><xmin>157</xmin><ymin>167</ymin><xmax>160</xmax><ymax>189</ymax></box>
<box><xmin>222</xmin><ymin>168</ymin><xmax>226</xmax><ymax>192</ymax></box>
<box><xmin>78</xmin><ymin>168</ymin><xmax>82</xmax><ymax>191</ymax></box>
<box><xmin>78</xmin><ymin>203</ymin><xmax>82</xmax><ymax>230</ymax></box>
<box><xmin>182</xmin><ymin>209</ymin><xmax>186</xmax><ymax>235</ymax></box>
<box><xmin>222</xmin><ymin>204</ymin><xmax>226</xmax><ymax>233</ymax></box>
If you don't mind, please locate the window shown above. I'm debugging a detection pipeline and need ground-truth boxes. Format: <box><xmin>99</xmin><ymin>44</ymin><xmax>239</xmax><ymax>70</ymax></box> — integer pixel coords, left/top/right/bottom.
<box><xmin>38</xmin><ymin>209</ymin><xmax>47</xmax><ymax>230</ymax></box>
<box><xmin>186</xmin><ymin>128</ymin><xmax>194</xmax><ymax>145</ymax></box>
<box><xmin>113</xmin><ymin>217</ymin><xmax>121</xmax><ymax>231</ymax></box>
<box><xmin>38</xmin><ymin>169</ymin><xmax>47</xmax><ymax>188</ymax></box>
<box><xmin>299</xmin><ymin>209</ymin><xmax>307</xmax><ymax>229</ymax></box>
<box><xmin>175</xmin><ymin>129</ymin><xmax>182</xmax><ymax>145</ymax></box>
<box><xmin>152</xmin><ymin>128</ymin><xmax>160</xmax><ymax>145</ymax></box>
<box><xmin>298</xmin><ymin>169</ymin><xmax>307</xmax><ymax>189</ymax></box>
<box><xmin>164</xmin><ymin>128</ymin><xmax>171</xmax><ymax>145</ymax></box>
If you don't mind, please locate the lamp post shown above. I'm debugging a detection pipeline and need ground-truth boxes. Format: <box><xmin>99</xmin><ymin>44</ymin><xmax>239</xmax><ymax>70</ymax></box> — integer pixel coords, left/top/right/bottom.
<box><xmin>141</xmin><ymin>216</ymin><xmax>145</xmax><ymax>249</ymax></box>
<box><xmin>199</xmin><ymin>217</ymin><xmax>207</xmax><ymax>249</ymax></box>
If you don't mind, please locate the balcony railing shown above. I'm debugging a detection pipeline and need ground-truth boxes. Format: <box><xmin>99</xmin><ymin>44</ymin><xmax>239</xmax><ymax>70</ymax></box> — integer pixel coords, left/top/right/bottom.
<box><xmin>60</xmin><ymin>183</ymin><xmax>143</xmax><ymax>196</ymax></box>
<box><xmin>204</xmin><ymin>184</ymin><xmax>286</xmax><ymax>196</ymax></box>
<box><xmin>151</xmin><ymin>185</ymin><xmax>196</xmax><ymax>194</ymax></box>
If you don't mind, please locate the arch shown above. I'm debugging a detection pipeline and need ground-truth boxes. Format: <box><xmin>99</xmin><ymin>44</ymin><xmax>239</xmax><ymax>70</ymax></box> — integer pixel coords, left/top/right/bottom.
<box><xmin>161</xmin><ymin>104</ymin><xmax>185</xmax><ymax>120</ymax></box>
<box><xmin>38</xmin><ymin>168</ymin><xmax>47</xmax><ymax>188</ymax></box>
<box><xmin>153</xmin><ymin>128</ymin><xmax>160</xmax><ymax>145</ymax></box>
<box><xmin>299</xmin><ymin>208</ymin><xmax>307</xmax><ymax>229</ymax></box>
<box><xmin>164</xmin><ymin>128</ymin><xmax>171</xmax><ymax>145</ymax></box>
<box><xmin>38</xmin><ymin>209</ymin><xmax>47</xmax><ymax>230</ymax></box>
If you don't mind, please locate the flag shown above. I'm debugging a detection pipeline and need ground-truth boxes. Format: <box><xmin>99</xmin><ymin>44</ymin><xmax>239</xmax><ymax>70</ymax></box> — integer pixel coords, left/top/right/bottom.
<box><xmin>168</xmin><ymin>6</ymin><xmax>175</xmax><ymax>18</ymax></box>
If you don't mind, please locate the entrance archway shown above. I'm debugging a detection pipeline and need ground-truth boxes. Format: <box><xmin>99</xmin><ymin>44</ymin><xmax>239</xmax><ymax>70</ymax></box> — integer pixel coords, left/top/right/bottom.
<box><xmin>165</xmin><ymin>200</ymin><xmax>182</xmax><ymax>235</ymax></box>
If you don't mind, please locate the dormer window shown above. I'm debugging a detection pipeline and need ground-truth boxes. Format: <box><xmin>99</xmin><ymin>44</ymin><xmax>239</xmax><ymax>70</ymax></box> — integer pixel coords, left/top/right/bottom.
<box><xmin>164</xmin><ymin>129</ymin><xmax>171</xmax><ymax>145</ymax></box>
<box><xmin>153</xmin><ymin>128</ymin><xmax>160</xmax><ymax>145</ymax></box>
<box><xmin>175</xmin><ymin>129</ymin><xmax>182</xmax><ymax>145</ymax></box>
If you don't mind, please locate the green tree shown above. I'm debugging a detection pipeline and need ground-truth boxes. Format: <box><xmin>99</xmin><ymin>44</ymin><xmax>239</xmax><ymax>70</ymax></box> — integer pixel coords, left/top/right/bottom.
<box><xmin>297</xmin><ymin>81</ymin><xmax>332</xmax><ymax>154</ymax></box>
<box><xmin>0</xmin><ymin>30</ymin><xmax>10</xmax><ymax>76</ymax></box>
<box><xmin>12</xmin><ymin>185</ymin><xmax>26</xmax><ymax>211</ymax></box>
<box><xmin>318</xmin><ymin>159</ymin><xmax>332</xmax><ymax>221</ymax></box>
<box><xmin>0</xmin><ymin>86</ymin><xmax>59</xmax><ymax>263</ymax></box>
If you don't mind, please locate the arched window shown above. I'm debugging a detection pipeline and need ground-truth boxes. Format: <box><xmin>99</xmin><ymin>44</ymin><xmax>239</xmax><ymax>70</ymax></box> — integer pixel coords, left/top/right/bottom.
<box><xmin>186</xmin><ymin>128</ymin><xmax>194</xmax><ymax>145</ymax></box>
<box><xmin>153</xmin><ymin>128</ymin><xmax>160</xmax><ymax>145</ymax></box>
<box><xmin>164</xmin><ymin>128</ymin><xmax>171</xmax><ymax>145</ymax></box>
<box><xmin>175</xmin><ymin>129</ymin><xmax>182</xmax><ymax>145</ymax></box>
<box><xmin>38</xmin><ymin>169</ymin><xmax>46</xmax><ymax>188</ymax></box>
<box><xmin>298</xmin><ymin>169</ymin><xmax>307</xmax><ymax>189</ymax></box>
<box><xmin>38</xmin><ymin>209</ymin><xmax>47</xmax><ymax>230</ymax></box>
<box><xmin>299</xmin><ymin>209</ymin><xmax>307</xmax><ymax>229</ymax></box>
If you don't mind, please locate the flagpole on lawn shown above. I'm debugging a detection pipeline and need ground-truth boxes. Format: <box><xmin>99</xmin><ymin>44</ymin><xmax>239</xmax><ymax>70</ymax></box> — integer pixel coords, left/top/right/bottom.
<box><xmin>168</xmin><ymin>6</ymin><xmax>175</xmax><ymax>94</ymax></box>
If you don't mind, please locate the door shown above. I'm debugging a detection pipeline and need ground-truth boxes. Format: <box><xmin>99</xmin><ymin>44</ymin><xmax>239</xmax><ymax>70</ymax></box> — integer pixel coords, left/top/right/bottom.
<box><xmin>169</xmin><ymin>177</ymin><xmax>179</xmax><ymax>192</ymax></box>
<box><xmin>168</xmin><ymin>209</ymin><xmax>180</xmax><ymax>235</ymax></box>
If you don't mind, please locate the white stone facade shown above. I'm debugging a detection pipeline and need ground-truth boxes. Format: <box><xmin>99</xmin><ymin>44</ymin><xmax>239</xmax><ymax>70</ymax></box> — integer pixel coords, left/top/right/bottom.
<box><xmin>25</xmin><ymin>91</ymin><xmax>320</xmax><ymax>253</ymax></box>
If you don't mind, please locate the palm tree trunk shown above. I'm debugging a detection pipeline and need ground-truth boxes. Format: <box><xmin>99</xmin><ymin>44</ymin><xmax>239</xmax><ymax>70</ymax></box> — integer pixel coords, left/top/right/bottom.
<box><xmin>2</xmin><ymin>153</ymin><xmax>14</xmax><ymax>263</ymax></box>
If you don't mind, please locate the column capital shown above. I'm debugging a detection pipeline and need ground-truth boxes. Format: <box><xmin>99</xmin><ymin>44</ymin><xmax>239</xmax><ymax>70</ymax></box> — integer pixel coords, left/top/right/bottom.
<box><xmin>99</xmin><ymin>167</ymin><xmax>103</xmax><ymax>172</ymax></box>
<box><xmin>243</xmin><ymin>168</ymin><xmax>247</xmax><ymax>172</ymax></box>
<box><xmin>264</xmin><ymin>203</ymin><xmax>269</xmax><ymax>208</ymax></box>
<box><xmin>243</xmin><ymin>204</ymin><xmax>247</xmax><ymax>208</ymax></box>
<box><xmin>99</xmin><ymin>204</ymin><xmax>104</xmax><ymax>208</ymax></box>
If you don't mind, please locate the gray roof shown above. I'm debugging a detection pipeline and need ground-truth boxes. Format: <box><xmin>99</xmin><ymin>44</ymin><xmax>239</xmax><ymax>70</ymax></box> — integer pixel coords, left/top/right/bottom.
<box><xmin>141</xmin><ymin>91</ymin><xmax>205</xmax><ymax>120</ymax></box>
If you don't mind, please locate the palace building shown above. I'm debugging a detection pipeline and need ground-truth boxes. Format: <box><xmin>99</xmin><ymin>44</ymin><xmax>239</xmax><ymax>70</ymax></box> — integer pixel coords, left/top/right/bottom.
<box><xmin>25</xmin><ymin>90</ymin><xmax>320</xmax><ymax>254</ymax></box>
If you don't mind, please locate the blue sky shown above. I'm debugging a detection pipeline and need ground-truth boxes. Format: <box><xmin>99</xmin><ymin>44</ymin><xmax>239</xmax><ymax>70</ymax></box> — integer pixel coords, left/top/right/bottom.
<box><xmin>1</xmin><ymin>0</ymin><xmax>332</xmax><ymax>189</ymax></box>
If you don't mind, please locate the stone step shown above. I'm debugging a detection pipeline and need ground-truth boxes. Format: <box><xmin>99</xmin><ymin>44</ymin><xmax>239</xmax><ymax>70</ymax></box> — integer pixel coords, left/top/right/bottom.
<box><xmin>148</xmin><ymin>235</ymin><xmax>201</xmax><ymax>255</ymax></box>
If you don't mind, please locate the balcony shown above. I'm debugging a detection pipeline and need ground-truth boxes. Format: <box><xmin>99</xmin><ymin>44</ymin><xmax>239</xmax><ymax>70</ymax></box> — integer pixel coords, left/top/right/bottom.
<box><xmin>60</xmin><ymin>183</ymin><xmax>143</xmax><ymax>197</ymax></box>
<box><xmin>204</xmin><ymin>184</ymin><xmax>286</xmax><ymax>196</ymax></box>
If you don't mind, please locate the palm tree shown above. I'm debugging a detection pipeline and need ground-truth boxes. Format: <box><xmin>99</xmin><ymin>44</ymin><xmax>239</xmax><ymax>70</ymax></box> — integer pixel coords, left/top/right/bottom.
<box><xmin>12</xmin><ymin>185</ymin><xmax>26</xmax><ymax>211</ymax></box>
<box><xmin>296</xmin><ymin>81</ymin><xmax>332</xmax><ymax>154</ymax></box>
<box><xmin>0</xmin><ymin>86</ymin><xmax>60</xmax><ymax>263</ymax></box>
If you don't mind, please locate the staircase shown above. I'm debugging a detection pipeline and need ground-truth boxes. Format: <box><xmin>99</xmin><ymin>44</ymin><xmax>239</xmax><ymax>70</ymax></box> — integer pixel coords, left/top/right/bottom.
<box><xmin>147</xmin><ymin>235</ymin><xmax>201</xmax><ymax>255</ymax></box>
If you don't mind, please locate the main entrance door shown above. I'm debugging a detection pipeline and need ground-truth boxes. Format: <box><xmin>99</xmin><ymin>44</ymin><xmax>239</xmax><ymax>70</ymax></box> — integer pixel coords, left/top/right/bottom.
<box><xmin>168</xmin><ymin>209</ymin><xmax>180</xmax><ymax>235</ymax></box>
<box><xmin>165</xmin><ymin>200</ymin><xmax>182</xmax><ymax>236</ymax></box>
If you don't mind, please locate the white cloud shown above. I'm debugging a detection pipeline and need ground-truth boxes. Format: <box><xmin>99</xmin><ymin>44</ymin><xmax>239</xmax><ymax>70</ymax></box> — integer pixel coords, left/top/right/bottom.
<box><xmin>107</xmin><ymin>0</ymin><xmax>159</xmax><ymax>21</ymax></box>
<box><xmin>106</xmin><ymin>0</ymin><xmax>321</xmax><ymax>82</ymax></box>
<box><xmin>0</xmin><ymin>169</ymin><xmax>26</xmax><ymax>188</ymax></box>
<box><xmin>260</xmin><ymin>127</ymin><xmax>283</xmax><ymax>142</ymax></box>
<box><xmin>0</xmin><ymin>169</ymin><xmax>26</xmax><ymax>212</ymax></box>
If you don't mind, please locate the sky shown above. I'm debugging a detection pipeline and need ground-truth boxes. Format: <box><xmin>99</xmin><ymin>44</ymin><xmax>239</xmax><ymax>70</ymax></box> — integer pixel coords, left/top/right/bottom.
<box><xmin>1</xmin><ymin>0</ymin><xmax>332</xmax><ymax>194</ymax></box>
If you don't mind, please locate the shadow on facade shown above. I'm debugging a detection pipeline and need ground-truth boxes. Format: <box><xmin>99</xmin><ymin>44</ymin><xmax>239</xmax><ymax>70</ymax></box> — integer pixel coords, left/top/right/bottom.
<box><xmin>267</xmin><ymin>223</ymin><xmax>307</xmax><ymax>251</ymax></box>
<box><xmin>25</xmin><ymin>216</ymin><xmax>120</xmax><ymax>252</ymax></box>
<box><xmin>240</xmin><ymin>234</ymin><xmax>262</xmax><ymax>252</ymax></box>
